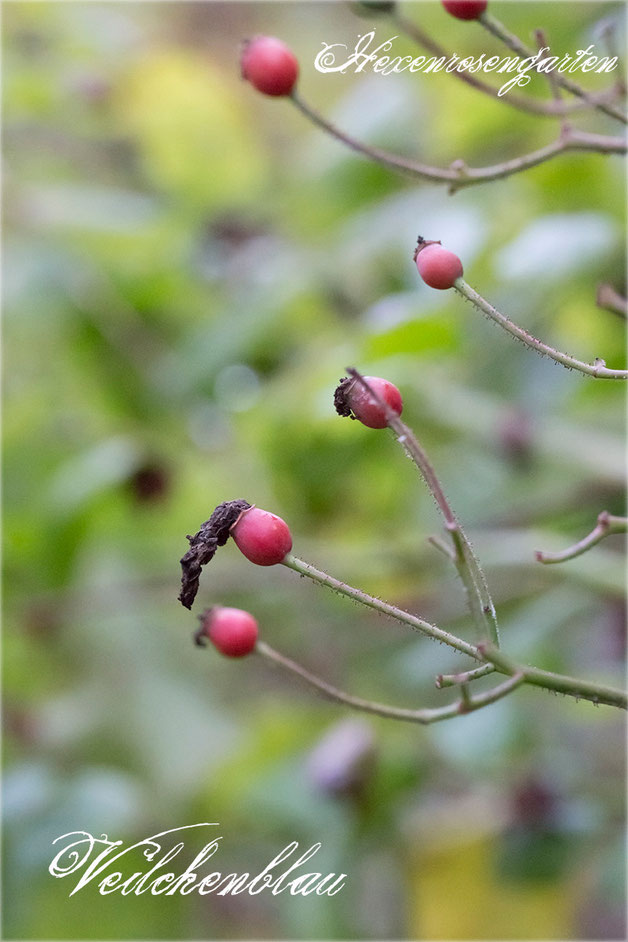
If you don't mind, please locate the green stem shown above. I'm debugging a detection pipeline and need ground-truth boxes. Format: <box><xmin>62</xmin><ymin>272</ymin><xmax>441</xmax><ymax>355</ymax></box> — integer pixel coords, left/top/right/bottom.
<box><xmin>280</xmin><ymin>557</ymin><xmax>626</xmax><ymax>710</ymax></box>
<box><xmin>427</xmin><ymin>533</ymin><xmax>456</xmax><ymax>561</ymax></box>
<box><xmin>255</xmin><ymin>640</ymin><xmax>524</xmax><ymax>724</ymax></box>
<box><xmin>347</xmin><ymin>369</ymin><xmax>500</xmax><ymax>647</ymax></box>
<box><xmin>449</xmin><ymin>524</ymin><xmax>500</xmax><ymax>647</ymax></box>
<box><xmin>281</xmin><ymin>554</ymin><xmax>479</xmax><ymax>660</ymax></box>
<box><xmin>478</xmin><ymin>644</ymin><xmax>627</xmax><ymax>710</ymax></box>
<box><xmin>454</xmin><ymin>278</ymin><xmax>628</xmax><ymax>380</ymax></box>
<box><xmin>536</xmin><ymin>512</ymin><xmax>627</xmax><ymax>564</ymax></box>
<box><xmin>436</xmin><ymin>663</ymin><xmax>496</xmax><ymax>689</ymax></box>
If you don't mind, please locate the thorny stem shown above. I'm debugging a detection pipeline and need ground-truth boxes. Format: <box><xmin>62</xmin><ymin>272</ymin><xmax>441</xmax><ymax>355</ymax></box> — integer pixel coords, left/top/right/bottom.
<box><xmin>535</xmin><ymin>511</ymin><xmax>628</xmax><ymax>564</ymax></box>
<box><xmin>255</xmin><ymin>640</ymin><xmax>525</xmax><ymax>724</ymax></box>
<box><xmin>290</xmin><ymin>91</ymin><xmax>626</xmax><ymax>193</ymax></box>
<box><xmin>453</xmin><ymin>278</ymin><xmax>628</xmax><ymax>380</ymax></box>
<box><xmin>346</xmin><ymin>369</ymin><xmax>500</xmax><ymax>647</ymax></box>
<box><xmin>478</xmin><ymin>644</ymin><xmax>627</xmax><ymax>710</ymax></box>
<box><xmin>478</xmin><ymin>10</ymin><xmax>628</xmax><ymax>125</ymax></box>
<box><xmin>281</xmin><ymin>553</ymin><xmax>480</xmax><ymax>660</ymax></box>
<box><xmin>279</xmin><ymin>556</ymin><xmax>626</xmax><ymax>710</ymax></box>
<box><xmin>392</xmin><ymin>8</ymin><xmax>624</xmax><ymax>119</ymax></box>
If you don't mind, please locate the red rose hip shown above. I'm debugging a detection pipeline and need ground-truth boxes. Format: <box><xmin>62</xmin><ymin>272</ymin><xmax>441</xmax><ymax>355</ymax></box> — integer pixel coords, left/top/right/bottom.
<box><xmin>240</xmin><ymin>36</ymin><xmax>299</xmax><ymax>97</ymax></box>
<box><xmin>199</xmin><ymin>606</ymin><xmax>259</xmax><ymax>657</ymax></box>
<box><xmin>442</xmin><ymin>0</ymin><xmax>487</xmax><ymax>20</ymax></box>
<box><xmin>231</xmin><ymin>506</ymin><xmax>293</xmax><ymax>566</ymax></box>
<box><xmin>415</xmin><ymin>242</ymin><xmax>463</xmax><ymax>290</ymax></box>
<box><xmin>341</xmin><ymin>376</ymin><xmax>403</xmax><ymax>429</ymax></box>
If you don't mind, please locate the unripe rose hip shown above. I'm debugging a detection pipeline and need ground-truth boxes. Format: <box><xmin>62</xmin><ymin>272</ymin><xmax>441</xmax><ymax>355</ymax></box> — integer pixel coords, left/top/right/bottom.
<box><xmin>414</xmin><ymin>239</ymin><xmax>463</xmax><ymax>290</ymax></box>
<box><xmin>442</xmin><ymin>0</ymin><xmax>487</xmax><ymax>20</ymax></box>
<box><xmin>197</xmin><ymin>606</ymin><xmax>259</xmax><ymax>657</ymax></box>
<box><xmin>240</xmin><ymin>36</ymin><xmax>299</xmax><ymax>97</ymax></box>
<box><xmin>231</xmin><ymin>506</ymin><xmax>293</xmax><ymax>566</ymax></box>
<box><xmin>335</xmin><ymin>375</ymin><xmax>403</xmax><ymax>429</ymax></box>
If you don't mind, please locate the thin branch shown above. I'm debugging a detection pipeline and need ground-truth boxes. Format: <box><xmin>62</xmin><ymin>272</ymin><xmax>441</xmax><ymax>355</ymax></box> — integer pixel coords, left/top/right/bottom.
<box><xmin>281</xmin><ymin>553</ymin><xmax>480</xmax><ymax>659</ymax></box>
<box><xmin>255</xmin><ymin>639</ymin><xmax>524</xmax><ymax>724</ymax></box>
<box><xmin>446</xmin><ymin>131</ymin><xmax>626</xmax><ymax>194</ymax></box>
<box><xmin>436</xmin><ymin>663</ymin><xmax>496</xmax><ymax>689</ymax></box>
<box><xmin>478</xmin><ymin>10</ymin><xmax>628</xmax><ymax>125</ymax></box>
<box><xmin>478</xmin><ymin>644</ymin><xmax>627</xmax><ymax>710</ymax></box>
<box><xmin>597</xmin><ymin>283</ymin><xmax>628</xmax><ymax>320</ymax></box>
<box><xmin>535</xmin><ymin>511</ymin><xmax>627</xmax><ymax>564</ymax></box>
<box><xmin>427</xmin><ymin>533</ymin><xmax>456</xmax><ymax>561</ymax></box>
<box><xmin>346</xmin><ymin>369</ymin><xmax>500</xmax><ymax>647</ymax></box>
<box><xmin>392</xmin><ymin>9</ymin><xmax>623</xmax><ymax>119</ymax></box>
<box><xmin>534</xmin><ymin>28</ymin><xmax>569</xmax><ymax>138</ymax></box>
<box><xmin>453</xmin><ymin>278</ymin><xmax>628</xmax><ymax>380</ymax></box>
<box><xmin>290</xmin><ymin>91</ymin><xmax>626</xmax><ymax>192</ymax></box>
<box><xmin>290</xmin><ymin>89</ymin><xmax>451</xmax><ymax>183</ymax></box>
<box><xmin>279</xmin><ymin>554</ymin><xmax>626</xmax><ymax>710</ymax></box>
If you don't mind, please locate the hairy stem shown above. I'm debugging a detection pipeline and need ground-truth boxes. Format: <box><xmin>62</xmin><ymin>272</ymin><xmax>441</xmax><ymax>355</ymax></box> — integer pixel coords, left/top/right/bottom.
<box><xmin>478</xmin><ymin>645</ymin><xmax>627</xmax><ymax>709</ymax></box>
<box><xmin>535</xmin><ymin>511</ymin><xmax>627</xmax><ymax>564</ymax></box>
<box><xmin>255</xmin><ymin>640</ymin><xmax>524</xmax><ymax>724</ymax></box>
<box><xmin>347</xmin><ymin>369</ymin><xmax>500</xmax><ymax>646</ymax></box>
<box><xmin>279</xmin><ymin>557</ymin><xmax>626</xmax><ymax>710</ymax></box>
<box><xmin>453</xmin><ymin>278</ymin><xmax>628</xmax><ymax>379</ymax></box>
<box><xmin>281</xmin><ymin>553</ymin><xmax>479</xmax><ymax>659</ymax></box>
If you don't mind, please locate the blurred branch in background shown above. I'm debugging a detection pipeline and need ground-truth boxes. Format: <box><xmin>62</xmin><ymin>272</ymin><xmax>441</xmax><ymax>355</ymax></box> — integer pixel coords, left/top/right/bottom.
<box><xmin>536</xmin><ymin>510</ymin><xmax>627</xmax><ymax>564</ymax></box>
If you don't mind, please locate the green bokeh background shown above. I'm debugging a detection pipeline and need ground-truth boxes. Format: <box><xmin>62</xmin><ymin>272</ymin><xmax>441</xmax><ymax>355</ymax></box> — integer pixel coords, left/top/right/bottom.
<box><xmin>2</xmin><ymin>2</ymin><xmax>626</xmax><ymax>940</ymax></box>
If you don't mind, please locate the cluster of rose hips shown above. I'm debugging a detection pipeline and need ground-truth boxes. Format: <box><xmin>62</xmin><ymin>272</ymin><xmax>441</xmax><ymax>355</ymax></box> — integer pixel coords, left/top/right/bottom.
<box><xmin>192</xmin><ymin>4</ymin><xmax>474</xmax><ymax>661</ymax></box>
<box><xmin>190</xmin><ymin>270</ymin><xmax>461</xmax><ymax>654</ymax></box>
<box><xmin>184</xmin><ymin>376</ymin><xmax>405</xmax><ymax>658</ymax></box>
<box><xmin>191</xmin><ymin>505</ymin><xmax>293</xmax><ymax>657</ymax></box>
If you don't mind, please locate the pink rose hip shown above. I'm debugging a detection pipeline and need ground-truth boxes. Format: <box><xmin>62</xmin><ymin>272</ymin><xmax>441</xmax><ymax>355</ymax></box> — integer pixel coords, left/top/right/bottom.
<box><xmin>414</xmin><ymin>239</ymin><xmax>463</xmax><ymax>290</ymax></box>
<box><xmin>335</xmin><ymin>375</ymin><xmax>403</xmax><ymax>429</ymax></box>
<box><xmin>240</xmin><ymin>36</ymin><xmax>299</xmax><ymax>97</ymax></box>
<box><xmin>197</xmin><ymin>606</ymin><xmax>259</xmax><ymax>657</ymax></box>
<box><xmin>442</xmin><ymin>0</ymin><xmax>487</xmax><ymax>20</ymax></box>
<box><xmin>231</xmin><ymin>506</ymin><xmax>293</xmax><ymax>566</ymax></box>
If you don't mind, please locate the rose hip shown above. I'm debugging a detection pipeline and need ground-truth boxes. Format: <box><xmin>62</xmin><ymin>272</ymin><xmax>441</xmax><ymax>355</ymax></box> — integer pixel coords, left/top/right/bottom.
<box><xmin>231</xmin><ymin>506</ymin><xmax>293</xmax><ymax>566</ymax></box>
<box><xmin>442</xmin><ymin>0</ymin><xmax>487</xmax><ymax>20</ymax></box>
<box><xmin>197</xmin><ymin>606</ymin><xmax>259</xmax><ymax>657</ymax></box>
<box><xmin>337</xmin><ymin>375</ymin><xmax>403</xmax><ymax>429</ymax></box>
<box><xmin>240</xmin><ymin>36</ymin><xmax>299</xmax><ymax>97</ymax></box>
<box><xmin>414</xmin><ymin>241</ymin><xmax>463</xmax><ymax>290</ymax></box>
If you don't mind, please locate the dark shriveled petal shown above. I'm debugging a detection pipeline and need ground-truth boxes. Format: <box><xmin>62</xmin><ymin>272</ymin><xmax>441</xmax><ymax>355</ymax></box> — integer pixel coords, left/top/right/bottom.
<box><xmin>178</xmin><ymin>499</ymin><xmax>251</xmax><ymax>609</ymax></box>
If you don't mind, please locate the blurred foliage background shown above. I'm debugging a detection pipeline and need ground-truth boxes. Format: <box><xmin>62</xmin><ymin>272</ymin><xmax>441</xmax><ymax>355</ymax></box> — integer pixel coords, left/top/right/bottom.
<box><xmin>2</xmin><ymin>2</ymin><xmax>626</xmax><ymax>940</ymax></box>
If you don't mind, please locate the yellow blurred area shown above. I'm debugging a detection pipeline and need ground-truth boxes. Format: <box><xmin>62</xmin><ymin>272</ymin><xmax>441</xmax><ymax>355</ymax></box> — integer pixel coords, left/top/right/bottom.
<box><xmin>114</xmin><ymin>50</ymin><xmax>267</xmax><ymax>211</ymax></box>
<box><xmin>410</xmin><ymin>828</ymin><xmax>572</xmax><ymax>940</ymax></box>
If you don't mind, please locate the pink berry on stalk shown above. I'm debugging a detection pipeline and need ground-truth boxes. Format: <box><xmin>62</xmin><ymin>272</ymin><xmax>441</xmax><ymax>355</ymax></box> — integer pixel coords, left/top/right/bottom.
<box><xmin>335</xmin><ymin>375</ymin><xmax>403</xmax><ymax>429</ymax></box>
<box><xmin>240</xmin><ymin>36</ymin><xmax>299</xmax><ymax>97</ymax></box>
<box><xmin>231</xmin><ymin>506</ymin><xmax>293</xmax><ymax>566</ymax></box>
<box><xmin>442</xmin><ymin>0</ymin><xmax>487</xmax><ymax>20</ymax></box>
<box><xmin>197</xmin><ymin>606</ymin><xmax>259</xmax><ymax>657</ymax></box>
<box><xmin>414</xmin><ymin>239</ymin><xmax>463</xmax><ymax>290</ymax></box>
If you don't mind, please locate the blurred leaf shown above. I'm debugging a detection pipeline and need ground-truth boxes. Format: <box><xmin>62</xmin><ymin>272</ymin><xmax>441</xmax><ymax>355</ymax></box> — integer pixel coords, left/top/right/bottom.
<box><xmin>115</xmin><ymin>51</ymin><xmax>267</xmax><ymax>213</ymax></box>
